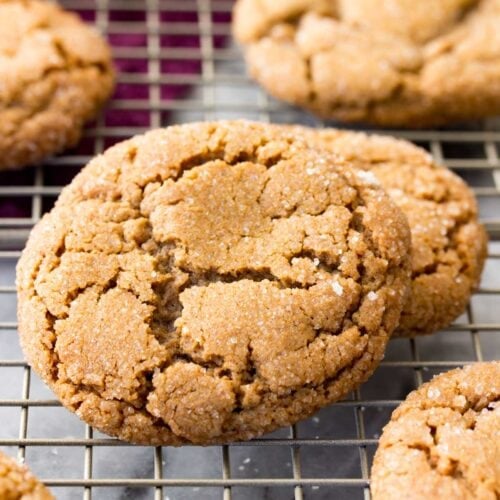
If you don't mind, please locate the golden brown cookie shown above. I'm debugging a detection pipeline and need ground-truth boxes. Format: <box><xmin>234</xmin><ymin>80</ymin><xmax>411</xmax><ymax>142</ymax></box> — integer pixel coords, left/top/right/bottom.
<box><xmin>233</xmin><ymin>0</ymin><xmax>500</xmax><ymax>127</ymax></box>
<box><xmin>17</xmin><ymin>120</ymin><xmax>411</xmax><ymax>445</ymax></box>
<box><xmin>0</xmin><ymin>451</ymin><xmax>53</xmax><ymax>499</ymax></box>
<box><xmin>371</xmin><ymin>362</ymin><xmax>500</xmax><ymax>500</ymax></box>
<box><xmin>0</xmin><ymin>0</ymin><xmax>115</xmax><ymax>170</ymax></box>
<box><xmin>276</xmin><ymin>125</ymin><xmax>487</xmax><ymax>336</ymax></box>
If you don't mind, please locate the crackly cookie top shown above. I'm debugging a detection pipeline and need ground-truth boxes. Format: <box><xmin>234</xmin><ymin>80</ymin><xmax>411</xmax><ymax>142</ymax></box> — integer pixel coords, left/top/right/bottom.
<box><xmin>17</xmin><ymin>121</ymin><xmax>411</xmax><ymax>445</ymax></box>
<box><xmin>0</xmin><ymin>0</ymin><xmax>114</xmax><ymax>169</ymax></box>
<box><xmin>233</xmin><ymin>0</ymin><xmax>500</xmax><ymax>126</ymax></box>
<box><xmin>278</xmin><ymin>126</ymin><xmax>487</xmax><ymax>336</ymax></box>
<box><xmin>371</xmin><ymin>362</ymin><xmax>500</xmax><ymax>500</ymax></box>
<box><xmin>0</xmin><ymin>451</ymin><xmax>53</xmax><ymax>500</ymax></box>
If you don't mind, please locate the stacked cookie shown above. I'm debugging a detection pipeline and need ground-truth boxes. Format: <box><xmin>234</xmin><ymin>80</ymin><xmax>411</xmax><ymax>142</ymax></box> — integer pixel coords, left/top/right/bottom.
<box><xmin>15</xmin><ymin>118</ymin><xmax>497</xmax><ymax>498</ymax></box>
<box><xmin>16</xmin><ymin>119</ymin><xmax>487</xmax><ymax>445</ymax></box>
<box><xmin>281</xmin><ymin>126</ymin><xmax>488</xmax><ymax>337</ymax></box>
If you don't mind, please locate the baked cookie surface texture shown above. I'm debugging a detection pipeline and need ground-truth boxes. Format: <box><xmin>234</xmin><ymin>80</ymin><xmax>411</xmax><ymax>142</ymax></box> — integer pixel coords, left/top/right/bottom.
<box><xmin>17</xmin><ymin>121</ymin><xmax>411</xmax><ymax>445</ymax></box>
<box><xmin>371</xmin><ymin>362</ymin><xmax>500</xmax><ymax>500</ymax></box>
<box><xmin>0</xmin><ymin>0</ymin><xmax>115</xmax><ymax>169</ymax></box>
<box><xmin>233</xmin><ymin>0</ymin><xmax>500</xmax><ymax>127</ymax></box>
<box><xmin>0</xmin><ymin>451</ymin><xmax>53</xmax><ymax>500</ymax></box>
<box><xmin>279</xmin><ymin>125</ymin><xmax>487</xmax><ymax>337</ymax></box>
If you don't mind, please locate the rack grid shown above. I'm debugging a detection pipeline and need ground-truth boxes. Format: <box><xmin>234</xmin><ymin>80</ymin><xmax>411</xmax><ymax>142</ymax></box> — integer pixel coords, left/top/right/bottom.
<box><xmin>0</xmin><ymin>1</ymin><xmax>499</xmax><ymax>499</ymax></box>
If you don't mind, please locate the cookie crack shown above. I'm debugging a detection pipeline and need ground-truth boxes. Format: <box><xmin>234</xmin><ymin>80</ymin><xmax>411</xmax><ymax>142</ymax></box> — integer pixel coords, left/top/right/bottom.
<box><xmin>44</xmin><ymin>310</ymin><xmax>60</xmax><ymax>382</ymax></box>
<box><xmin>181</xmin><ymin>267</ymin><xmax>314</xmax><ymax>289</ymax></box>
<box><xmin>303</xmin><ymin>54</ymin><xmax>316</xmax><ymax>104</ymax></box>
<box><xmin>411</xmin><ymin>210</ymin><xmax>479</xmax><ymax>283</ymax></box>
<box><xmin>217</xmin><ymin>346</ymin><xmax>370</xmax><ymax>439</ymax></box>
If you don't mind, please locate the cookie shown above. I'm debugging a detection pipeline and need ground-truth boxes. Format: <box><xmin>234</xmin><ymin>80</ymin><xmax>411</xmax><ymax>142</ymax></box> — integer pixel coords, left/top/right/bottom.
<box><xmin>17</xmin><ymin>120</ymin><xmax>411</xmax><ymax>445</ymax></box>
<box><xmin>0</xmin><ymin>451</ymin><xmax>53</xmax><ymax>499</ymax></box>
<box><xmin>277</xmin><ymin>125</ymin><xmax>487</xmax><ymax>336</ymax></box>
<box><xmin>0</xmin><ymin>0</ymin><xmax>115</xmax><ymax>170</ymax></box>
<box><xmin>233</xmin><ymin>0</ymin><xmax>500</xmax><ymax>127</ymax></box>
<box><xmin>371</xmin><ymin>362</ymin><xmax>500</xmax><ymax>499</ymax></box>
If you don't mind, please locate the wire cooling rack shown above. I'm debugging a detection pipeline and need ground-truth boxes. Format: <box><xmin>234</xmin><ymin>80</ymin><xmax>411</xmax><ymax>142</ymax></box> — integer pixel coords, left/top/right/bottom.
<box><xmin>0</xmin><ymin>1</ymin><xmax>499</xmax><ymax>499</ymax></box>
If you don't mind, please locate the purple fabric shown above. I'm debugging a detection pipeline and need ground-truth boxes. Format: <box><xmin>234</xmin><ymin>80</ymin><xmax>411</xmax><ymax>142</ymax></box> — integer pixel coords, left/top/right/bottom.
<box><xmin>0</xmin><ymin>6</ymin><xmax>231</xmax><ymax>218</ymax></box>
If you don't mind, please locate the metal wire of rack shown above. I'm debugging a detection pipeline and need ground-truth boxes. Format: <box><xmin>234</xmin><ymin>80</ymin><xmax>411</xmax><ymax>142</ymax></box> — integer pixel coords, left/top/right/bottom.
<box><xmin>0</xmin><ymin>1</ymin><xmax>499</xmax><ymax>499</ymax></box>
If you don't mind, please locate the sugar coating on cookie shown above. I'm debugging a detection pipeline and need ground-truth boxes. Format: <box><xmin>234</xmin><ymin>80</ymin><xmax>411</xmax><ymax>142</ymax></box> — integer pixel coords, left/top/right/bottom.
<box><xmin>17</xmin><ymin>121</ymin><xmax>411</xmax><ymax>445</ymax></box>
<box><xmin>0</xmin><ymin>451</ymin><xmax>53</xmax><ymax>499</ymax></box>
<box><xmin>278</xmin><ymin>125</ymin><xmax>487</xmax><ymax>336</ymax></box>
<box><xmin>0</xmin><ymin>0</ymin><xmax>115</xmax><ymax>169</ymax></box>
<box><xmin>233</xmin><ymin>0</ymin><xmax>500</xmax><ymax>127</ymax></box>
<box><xmin>371</xmin><ymin>362</ymin><xmax>500</xmax><ymax>500</ymax></box>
